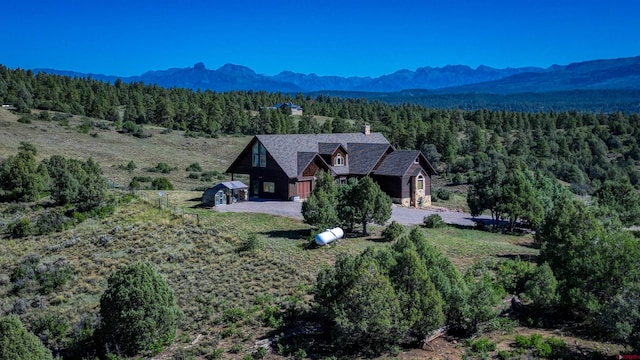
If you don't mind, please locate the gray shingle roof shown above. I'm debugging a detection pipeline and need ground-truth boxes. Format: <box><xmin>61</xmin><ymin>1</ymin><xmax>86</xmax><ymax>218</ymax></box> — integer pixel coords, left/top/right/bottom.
<box><xmin>374</xmin><ymin>150</ymin><xmax>437</xmax><ymax>176</ymax></box>
<box><xmin>374</xmin><ymin>150</ymin><xmax>421</xmax><ymax>176</ymax></box>
<box><xmin>347</xmin><ymin>143</ymin><xmax>393</xmax><ymax>175</ymax></box>
<box><xmin>318</xmin><ymin>143</ymin><xmax>343</xmax><ymax>155</ymax></box>
<box><xmin>256</xmin><ymin>132</ymin><xmax>389</xmax><ymax>178</ymax></box>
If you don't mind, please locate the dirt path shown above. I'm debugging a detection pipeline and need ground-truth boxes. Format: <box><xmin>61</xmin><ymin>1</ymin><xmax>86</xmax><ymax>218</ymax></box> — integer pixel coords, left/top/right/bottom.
<box><xmin>214</xmin><ymin>200</ymin><xmax>491</xmax><ymax>227</ymax></box>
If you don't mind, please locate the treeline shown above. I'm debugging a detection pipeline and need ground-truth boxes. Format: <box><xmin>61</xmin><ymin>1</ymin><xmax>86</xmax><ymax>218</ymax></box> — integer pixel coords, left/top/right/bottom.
<box><xmin>0</xmin><ymin>143</ymin><xmax>111</xmax><ymax>237</ymax></box>
<box><xmin>3</xmin><ymin>65</ymin><xmax>640</xmax><ymax>194</ymax></box>
<box><xmin>311</xmin><ymin>89</ymin><xmax>640</xmax><ymax>113</ymax></box>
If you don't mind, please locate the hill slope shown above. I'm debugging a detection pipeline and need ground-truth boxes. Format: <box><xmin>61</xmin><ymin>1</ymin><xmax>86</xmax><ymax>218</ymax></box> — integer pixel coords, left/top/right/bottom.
<box><xmin>0</xmin><ymin>108</ymin><xmax>248</xmax><ymax>190</ymax></box>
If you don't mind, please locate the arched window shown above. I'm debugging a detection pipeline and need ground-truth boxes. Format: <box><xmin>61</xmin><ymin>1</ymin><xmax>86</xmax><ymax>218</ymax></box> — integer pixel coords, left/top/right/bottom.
<box><xmin>417</xmin><ymin>174</ymin><xmax>424</xmax><ymax>190</ymax></box>
<box><xmin>334</xmin><ymin>154</ymin><xmax>344</xmax><ymax>166</ymax></box>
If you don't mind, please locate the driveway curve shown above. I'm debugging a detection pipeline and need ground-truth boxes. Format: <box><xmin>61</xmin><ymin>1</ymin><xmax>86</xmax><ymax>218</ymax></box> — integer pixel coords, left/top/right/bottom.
<box><xmin>214</xmin><ymin>200</ymin><xmax>491</xmax><ymax>227</ymax></box>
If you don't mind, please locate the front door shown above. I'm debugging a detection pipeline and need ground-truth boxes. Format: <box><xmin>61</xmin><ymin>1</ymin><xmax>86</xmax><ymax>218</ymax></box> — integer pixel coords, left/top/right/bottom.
<box><xmin>252</xmin><ymin>181</ymin><xmax>260</xmax><ymax>197</ymax></box>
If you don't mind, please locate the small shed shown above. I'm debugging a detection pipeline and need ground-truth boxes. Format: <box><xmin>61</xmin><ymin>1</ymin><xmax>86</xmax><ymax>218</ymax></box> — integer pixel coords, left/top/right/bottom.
<box><xmin>202</xmin><ymin>181</ymin><xmax>248</xmax><ymax>206</ymax></box>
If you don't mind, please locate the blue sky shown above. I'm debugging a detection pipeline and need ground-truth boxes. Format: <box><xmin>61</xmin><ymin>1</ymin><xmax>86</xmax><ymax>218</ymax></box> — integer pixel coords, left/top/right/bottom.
<box><xmin>3</xmin><ymin>0</ymin><xmax>639</xmax><ymax>77</ymax></box>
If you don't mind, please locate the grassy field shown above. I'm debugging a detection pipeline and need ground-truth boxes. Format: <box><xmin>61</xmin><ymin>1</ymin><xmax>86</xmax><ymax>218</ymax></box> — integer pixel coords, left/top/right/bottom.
<box><xmin>0</xmin><ymin>108</ymin><xmax>622</xmax><ymax>359</ymax></box>
<box><xmin>0</xmin><ymin>108</ymin><xmax>250</xmax><ymax>191</ymax></box>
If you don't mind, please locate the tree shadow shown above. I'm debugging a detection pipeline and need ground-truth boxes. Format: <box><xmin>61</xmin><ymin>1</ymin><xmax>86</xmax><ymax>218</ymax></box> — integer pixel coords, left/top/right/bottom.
<box><xmin>261</xmin><ymin>228</ymin><xmax>311</xmax><ymax>240</ymax></box>
<box><xmin>265</xmin><ymin>317</ymin><xmax>334</xmax><ymax>359</ymax></box>
<box><xmin>496</xmin><ymin>253</ymin><xmax>538</xmax><ymax>263</ymax></box>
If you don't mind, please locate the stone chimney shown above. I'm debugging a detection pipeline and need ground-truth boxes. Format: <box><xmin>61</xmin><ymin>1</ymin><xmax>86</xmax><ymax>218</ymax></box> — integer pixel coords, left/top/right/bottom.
<box><xmin>361</xmin><ymin>124</ymin><xmax>371</xmax><ymax>135</ymax></box>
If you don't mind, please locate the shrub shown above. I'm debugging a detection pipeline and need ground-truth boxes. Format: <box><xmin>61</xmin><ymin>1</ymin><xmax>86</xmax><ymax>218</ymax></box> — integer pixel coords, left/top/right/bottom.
<box><xmin>0</xmin><ymin>315</ymin><xmax>53</xmax><ymax>359</ymax></box>
<box><xmin>99</xmin><ymin>262</ymin><xmax>181</xmax><ymax>356</ymax></box>
<box><xmin>37</xmin><ymin>111</ymin><xmax>52</xmax><ymax>121</ymax></box>
<box><xmin>77</xmin><ymin>118</ymin><xmax>94</xmax><ymax>133</ymax></box>
<box><xmin>117</xmin><ymin>161</ymin><xmax>137</xmax><ymax>172</ymax></box>
<box><xmin>186</xmin><ymin>162</ymin><xmax>202</xmax><ymax>172</ymax></box>
<box><xmin>17</xmin><ymin>115</ymin><xmax>32</xmax><ymax>124</ymax></box>
<box><xmin>522</xmin><ymin>263</ymin><xmax>559</xmax><ymax>308</ymax></box>
<box><xmin>32</xmin><ymin>314</ymin><xmax>70</xmax><ymax>349</ymax></box>
<box><xmin>7</xmin><ymin>218</ymin><xmax>32</xmax><ymax>238</ymax></box>
<box><xmin>11</xmin><ymin>255</ymin><xmax>72</xmax><ymax>295</ymax></box>
<box><xmin>452</xmin><ymin>173</ymin><xmax>465</xmax><ymax>185</ymax></box>
<box><xmin>435</xmin><ymin>187</ymin><xmax>452</xmax><ymax>201</ymax></box>
<box><xmin>237</xmin><ymin>233</ymin><xmax>260</xmax><ymax>254</ymax></box>
<box><xmin>495</xmin><ymin>258</ymin><xmax>536</xmax><ymax>294</ymax></box>
<box><xmin>515</xmin><ymin>334</ymin><xmax>532</xmax><ymax>348</ymax></box>
<box><xmin>423</xmin><ymin>214</ymin><xmax>445</xmax><ymax>228</ymax></box>
<box><xmin>148</xmin><ymin>162</ymin><xmax>174</xmax><ymax>174</ymax></box>
<box><xmin>471</xmin><ymin>337</ymin><xmax>496</xmax><ymax>353</ymax></box>
<box><xmin>151</xmin><ymin>177</ymin><xmax>174</xmax><ymax>190</ymax></box>
<box><xmin>381</xmin><ymin>221</ymin><xmax>404</xmax><ymax>242</ymax></box>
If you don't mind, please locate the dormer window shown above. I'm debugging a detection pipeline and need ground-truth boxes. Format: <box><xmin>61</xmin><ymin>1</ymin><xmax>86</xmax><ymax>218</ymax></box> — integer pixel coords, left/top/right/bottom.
<box><xmin>334</xmin><ymin>154</ymin><xmax>345</xmax><ymax>166</ymax></box>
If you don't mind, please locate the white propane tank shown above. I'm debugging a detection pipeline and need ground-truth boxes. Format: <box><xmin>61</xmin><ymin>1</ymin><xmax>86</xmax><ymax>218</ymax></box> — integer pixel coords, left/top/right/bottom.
<box><xmin>315</xmin><ymin>227</ymin><xmax>344</xmax><ymax>245</ymax></box>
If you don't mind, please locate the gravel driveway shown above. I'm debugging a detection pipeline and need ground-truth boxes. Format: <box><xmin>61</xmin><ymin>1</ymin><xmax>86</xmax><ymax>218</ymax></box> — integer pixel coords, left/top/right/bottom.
<box><xmin>214</xmin><ymin>200</ymin><xmax>491</xmax><ymax>227</ymax></box>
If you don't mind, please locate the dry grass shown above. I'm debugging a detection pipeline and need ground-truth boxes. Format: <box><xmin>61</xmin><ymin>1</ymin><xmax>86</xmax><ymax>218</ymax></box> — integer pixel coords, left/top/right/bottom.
<box><xmin>0</xmin><ymin>108</ymin><xmax>250</xmax><ymax>191</ymax></box>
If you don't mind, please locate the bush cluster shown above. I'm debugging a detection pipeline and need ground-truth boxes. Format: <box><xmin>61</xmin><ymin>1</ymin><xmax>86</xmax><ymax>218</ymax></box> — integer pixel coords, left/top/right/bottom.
<box><xmin>315</xmin><ymin>227</ymin><xmax>502</xmax><ymax>355</ymax></box>
<box><xmin>423</xmin><ymin>213</ymin><xmax>446</xmax><ymax>228</ymax></box>
<box><xmin>11</xmin><ymin>255</ymin><xmax>72</xmax><ymax>295</ymax></box>
<box><xmin>99</xmin><ymin>262</ymin><xmax>180</xmax><ymax>356</ymax></box>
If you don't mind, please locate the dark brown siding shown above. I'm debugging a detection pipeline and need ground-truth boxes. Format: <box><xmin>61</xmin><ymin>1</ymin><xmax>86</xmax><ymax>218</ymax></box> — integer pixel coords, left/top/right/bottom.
<box><xmin>303</xmin><ymin>161</ymin><xmax>320</xmax><ymax>177</ymax></box>
<box><xmin>249</xmin><ymin>173</ymin><xmax>290</xmax><ymax>200</ymax></box>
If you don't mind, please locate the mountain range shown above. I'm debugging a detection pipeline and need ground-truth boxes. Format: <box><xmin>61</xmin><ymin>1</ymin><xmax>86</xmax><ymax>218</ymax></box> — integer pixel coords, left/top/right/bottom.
<box><xmin>33</xmin><ymin>56</ymin><xmax>640</xmax><ymax>94</ymax></box>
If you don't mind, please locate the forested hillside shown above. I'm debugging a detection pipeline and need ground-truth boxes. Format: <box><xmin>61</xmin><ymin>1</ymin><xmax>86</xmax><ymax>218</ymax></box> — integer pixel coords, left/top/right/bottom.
<box><xmin>2</xmin><ymin>65</ymin><xmax>640</xmax><ymax>358</ymax></box>
<box><xmin>2</xmin><ymin>65</ymin><xmax>640</xmax><ymax>197</ymax></box>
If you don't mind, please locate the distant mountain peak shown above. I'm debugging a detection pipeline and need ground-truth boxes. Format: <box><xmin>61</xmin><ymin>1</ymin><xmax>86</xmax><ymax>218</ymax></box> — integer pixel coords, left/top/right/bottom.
<box><xmin>30</xmin><ymin>55</ymin><xmax>640</xmax><ymax>93</ymax></box>
<box><xmin>217</xmin><ymin>63</ymin><xmax>256</xmax><ymax>75</ymax></box>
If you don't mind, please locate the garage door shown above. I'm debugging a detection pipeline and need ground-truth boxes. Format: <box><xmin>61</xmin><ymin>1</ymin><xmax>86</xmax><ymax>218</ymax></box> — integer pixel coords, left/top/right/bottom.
<box><xmin>296</xmin><ymin>181</ymin><xmax>312</xmax><ymax>199</ymax></box>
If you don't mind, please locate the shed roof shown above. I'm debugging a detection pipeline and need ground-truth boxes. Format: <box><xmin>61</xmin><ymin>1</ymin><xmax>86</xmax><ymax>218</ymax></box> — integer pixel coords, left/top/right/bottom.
<box><xmin>212</xmin><ymin>181</ymin><xmax>248</xmax><ymax>190</ymax></box>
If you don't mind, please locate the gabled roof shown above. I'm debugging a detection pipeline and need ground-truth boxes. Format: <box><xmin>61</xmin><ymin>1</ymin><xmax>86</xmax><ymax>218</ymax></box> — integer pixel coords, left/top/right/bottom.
<box><xmin>347</xmin><ymin>143</ymin><xmax>393</xmax><ymax>175</ymax></box>
<box><xmin>374</xmin><ymin>150</ymin><xmax>436</xmax><ymax>176</ymax></box>
<box><xmin>297</xmin><ymin>152</ymin><xmax>334</xmax><ymax>177</ymax></box>
<box><xmin>236</xmin><ymin>132</ymin><xmax>389</xmax><ymax>178</ymax></box>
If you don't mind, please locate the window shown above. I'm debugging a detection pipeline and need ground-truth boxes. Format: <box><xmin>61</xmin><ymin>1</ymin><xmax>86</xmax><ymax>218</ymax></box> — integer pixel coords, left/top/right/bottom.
<box><xmin>334</xmin><ymin>153</ymin><xmax>344</xmax><ymax>166</ymax></box>
<box><xmin>252</xmin><ymin>142</ymin><xmax>267</xmax><ymax>167</ymax></box>
<box><xmin>263</xmin><ymin>182</ymin><xmax>275</xmax><ymax>193</ymax></box>
<box><xmin>417</xmin><ymin>175</ymin><xmax>424</xmax><ymax>190</ymax></box>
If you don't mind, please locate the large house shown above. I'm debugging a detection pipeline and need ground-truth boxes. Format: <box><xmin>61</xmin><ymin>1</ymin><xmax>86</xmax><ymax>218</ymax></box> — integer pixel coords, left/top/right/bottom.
<box><xmin>226</xmin><ymin>125</ymin><xmax>436</xmax><ymax>207</ymax></box>
<box><xmin>267</xmin><ymin>102</ymin><xmax>303</xmax><ymax>115</ymax></box>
